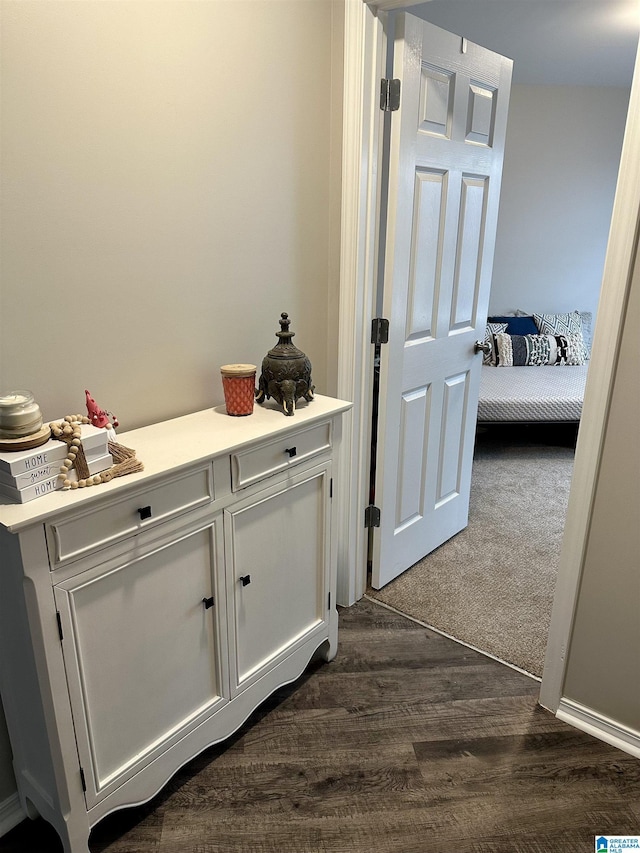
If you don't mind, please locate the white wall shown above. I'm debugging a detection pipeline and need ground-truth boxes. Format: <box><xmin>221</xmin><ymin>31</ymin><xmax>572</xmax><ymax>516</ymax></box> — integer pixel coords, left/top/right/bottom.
<box><xmin>0</xmin><ymin>0</ymin><xmax>341</xmax><ymax>431</ymax></box>
<box><xmin>490</xmin><ymin>85</ymin><xmax>630</xmax><ymax>319</ymax></box>
<box><xmin>561</xmin><ymin>256</ymin><xmax>640</xmax><ymax>731</ymax></box>
<box><xmin>0</xmin><ymin>0</ymin><xmax>342</xmax><ymax>824</ymax></box>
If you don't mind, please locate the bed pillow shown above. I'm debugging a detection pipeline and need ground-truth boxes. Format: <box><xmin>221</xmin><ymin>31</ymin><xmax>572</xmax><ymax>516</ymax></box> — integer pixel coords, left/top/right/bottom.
<box><xmin>494</xmin><ymin>332</ymin><xmax>587</xmax><ymax>366</ymax></box>
<box><xmin>488</xmin><ymin>315</ymin><xmax>539</xmax><ymax>336</ymax></box>
<box><xmin>533</xmin><ymin>311</ymin><xmax>589</xmax><ymax>361</ymax></box>
<box><xmin>483</xmin><ymin>322</ymin><xmax>508</xmax><ymax>364</ymax></box>
<box><xmin>579</xmin><ymin>311</ymin><xmax>593</xmax><ymax>356</ymax></box>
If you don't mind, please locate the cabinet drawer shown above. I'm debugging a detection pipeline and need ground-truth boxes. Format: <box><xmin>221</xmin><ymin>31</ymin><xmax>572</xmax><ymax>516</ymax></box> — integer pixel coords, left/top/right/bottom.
<box><xmin>47</xmin><ymin>466</ymin><xmax>213</xmax><ymax>567</ymax></box>
<box><xmin>231</xmin><ymin>422</ymin><xmax>331</xmax><ymax>491</ymax></box>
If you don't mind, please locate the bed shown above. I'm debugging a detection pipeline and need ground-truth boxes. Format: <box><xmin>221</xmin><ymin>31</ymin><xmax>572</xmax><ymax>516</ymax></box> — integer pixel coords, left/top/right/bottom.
<box><xmin>477</xmin><ymin>363</ymin><xmax>588</xmax><ymax>423</ymax></box>
<box><xmin>476</xmin><ymin>310</ymin><xmax>591</xmax><ymax>424</ymax></box>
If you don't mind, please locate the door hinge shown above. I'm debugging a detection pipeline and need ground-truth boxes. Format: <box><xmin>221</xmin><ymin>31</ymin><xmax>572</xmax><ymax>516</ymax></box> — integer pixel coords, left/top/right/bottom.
<box><xmin>56</xmin><ymin>612</ymin><xmax>63</xmax><ymax>642</ymax></box>
<box><xmin>371</xmin><ymin>318</ymin><xmax>389</xmax><ymax>345</ymax></box>
<box><xmin>364</xmin><ymin>505</ymin><xmax>381</xmax><ymax>528</ymax></box>
<box><xmin>80</xmin><ymin>766</ymin><xmax>87</xmax><ymax>792</ymax></box>
<box><xmin>380</xmin><ymin>78</ymin><xmax>401</xmax><ymax>112</ymax></box>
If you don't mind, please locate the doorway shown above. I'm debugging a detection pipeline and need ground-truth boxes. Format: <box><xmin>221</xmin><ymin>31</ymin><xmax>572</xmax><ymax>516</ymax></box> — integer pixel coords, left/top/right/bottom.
<box><xmin>336</xmin><ymin>1</ymin><xmax>638</xmax><ymax>671</ymax></box>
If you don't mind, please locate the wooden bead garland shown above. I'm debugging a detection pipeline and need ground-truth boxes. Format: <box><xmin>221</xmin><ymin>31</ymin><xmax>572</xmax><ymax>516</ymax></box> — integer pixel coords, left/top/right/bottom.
<box><xmin>49</xmin><ymin>414</ymin><xmax>143</xmax><ymax>491</ymax></box>
<box><xmin>49</xmin><ymin>415</ymin><xmax>109</xmax><ymax>490</ymax></box>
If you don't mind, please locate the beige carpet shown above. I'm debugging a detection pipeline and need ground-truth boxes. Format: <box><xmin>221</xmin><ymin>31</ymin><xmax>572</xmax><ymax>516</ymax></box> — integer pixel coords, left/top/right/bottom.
<box><xmin>368</xmin><ymin>425</ymin><xmax>576</xmax><ymax>677</ymax></box>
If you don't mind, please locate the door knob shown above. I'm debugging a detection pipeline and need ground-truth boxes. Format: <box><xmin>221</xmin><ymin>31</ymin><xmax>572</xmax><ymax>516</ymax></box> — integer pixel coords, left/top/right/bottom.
<box><xmin>474</xmin><ymin>340</ymin><xmax>491</xmax><ymax>355</ymax></box>
<box><xmin>202</xmin><ymin>596</ymin><xmax>215</xmax><ymax>609</ymax></box>
<box><xmin>239</xmin><ymin>575</ymin><xmax>251</xmax><ymax>586</ymax></box>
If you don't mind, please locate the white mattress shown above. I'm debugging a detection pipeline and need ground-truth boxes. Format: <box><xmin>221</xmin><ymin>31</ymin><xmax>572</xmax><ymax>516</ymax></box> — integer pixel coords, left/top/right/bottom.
<box><xmin>477</xmin><ymin>364</ymin><xmax>589</xmax><ymax>423</ymax></box>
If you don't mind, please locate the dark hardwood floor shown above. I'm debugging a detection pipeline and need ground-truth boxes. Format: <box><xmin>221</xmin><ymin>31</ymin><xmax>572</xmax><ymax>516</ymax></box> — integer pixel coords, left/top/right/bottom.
<box><xmin>2</xmin><ymin>598</ymin><xmax>638</xmax><ymax>853</ymax></box>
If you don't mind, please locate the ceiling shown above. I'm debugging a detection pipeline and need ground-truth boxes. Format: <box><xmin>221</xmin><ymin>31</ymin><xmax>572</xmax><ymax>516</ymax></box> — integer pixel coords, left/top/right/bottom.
<box><xmin>410</xmin><ymin>0</ymin><xmax>639</xmax><ymax>86</ymax></box>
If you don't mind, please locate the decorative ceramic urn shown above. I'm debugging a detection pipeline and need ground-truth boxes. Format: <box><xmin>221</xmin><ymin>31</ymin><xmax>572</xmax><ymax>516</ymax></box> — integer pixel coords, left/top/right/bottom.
<box><xmin>256</xmin><ymin>312</ymin><xmax>315</xmax><ymax>416</ymax></box>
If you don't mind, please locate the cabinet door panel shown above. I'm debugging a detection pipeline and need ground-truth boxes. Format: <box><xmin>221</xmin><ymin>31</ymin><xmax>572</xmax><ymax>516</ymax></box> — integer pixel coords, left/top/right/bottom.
<box><xmin>225</xmin><ymin>465</ymin><xmax>330</xmax><ymax>691</ymax></box>
<box><xmin>55</xmin><ymin>521</ymin><xmax>226</xmax><ymax>805</ymax></box>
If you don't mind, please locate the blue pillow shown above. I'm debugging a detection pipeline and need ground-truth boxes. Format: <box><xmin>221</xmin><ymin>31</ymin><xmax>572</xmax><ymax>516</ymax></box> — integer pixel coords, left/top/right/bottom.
<box><xmin>488</xmin><ymin>315</ymin><xmax>539</xmax><ymax>336</ymax></box>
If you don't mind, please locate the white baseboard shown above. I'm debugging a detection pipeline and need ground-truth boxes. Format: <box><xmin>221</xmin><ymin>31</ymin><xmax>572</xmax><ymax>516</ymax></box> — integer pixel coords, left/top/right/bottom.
<box><xmin>557</xmin><ymin>698</ymin><xmax>640</xmax><ymax>759</ymax></box>
<box><xmin>0</xmin><ymin>791</ymin><xmax>25</xmax><ymax>837</ymax></box>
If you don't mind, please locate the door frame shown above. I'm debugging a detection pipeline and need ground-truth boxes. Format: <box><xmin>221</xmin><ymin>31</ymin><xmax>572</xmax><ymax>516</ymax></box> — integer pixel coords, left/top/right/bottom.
<box><xmin>337</xmin><ymin>0</ymin><xmax>640</xmax><ymax>713</ymax></box>
<box><xmin>335</xmin><ymin>0</ymin><xmax>385</xmax><ymax>605</ymax></box>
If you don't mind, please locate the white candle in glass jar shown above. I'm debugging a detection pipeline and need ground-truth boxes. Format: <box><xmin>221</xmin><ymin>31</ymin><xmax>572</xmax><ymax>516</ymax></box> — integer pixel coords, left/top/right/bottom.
<box><xmin>0</xmin><ymin>390</ymin><xmax>43</xmax><ymax>436</ymax></box>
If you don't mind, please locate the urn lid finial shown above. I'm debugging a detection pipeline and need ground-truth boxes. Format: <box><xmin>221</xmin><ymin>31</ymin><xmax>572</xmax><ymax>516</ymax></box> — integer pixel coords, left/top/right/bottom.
<box><xmin>275</xmin><ymin>312</ymin><xmax>295</xmax><ymax>346</ymax></box>
<box><xmin>268</xmin><ymin>312</ymin><xmax>303</xmax><ymax>360</ymax></box>
<box><xmin>278</xmin><ymin>312</ymin><xmax>292</xmax><ymax>336</ymax></box>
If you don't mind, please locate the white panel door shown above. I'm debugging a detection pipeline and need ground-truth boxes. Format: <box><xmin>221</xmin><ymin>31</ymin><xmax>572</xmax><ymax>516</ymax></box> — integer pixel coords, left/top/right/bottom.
<box><xmin>372</xmin><ymin>15</ymin><xmax>512</xmax><ymax>588</ymax></box>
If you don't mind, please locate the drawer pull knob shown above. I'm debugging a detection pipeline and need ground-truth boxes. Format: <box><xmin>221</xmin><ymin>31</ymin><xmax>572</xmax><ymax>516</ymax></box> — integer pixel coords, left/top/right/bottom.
<box><xmin>285</xmin><ymin>447</ymin><xmax>297</xmax><ymax>458</ymax></box>
<box><xmin>239</xmin><ymin>574</ymin><xmax>251</xmax><ymax>587</ymax></box>
<box><xmin>138</xmin><ymin>505</ymin><xmax>152</xmax><ymax>520</ymax></box>
<box><xmin>202</xmin><ymin>596</ymin><xmax>215</xmax><ymax>609</ymax></box>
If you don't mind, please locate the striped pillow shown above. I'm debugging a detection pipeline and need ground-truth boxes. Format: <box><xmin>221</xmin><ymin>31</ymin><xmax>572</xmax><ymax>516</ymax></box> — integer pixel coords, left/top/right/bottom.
<box><xmin>495</xmin><ymin>333</ymin><xmax>586</xmax><ymax>366</ymax></box>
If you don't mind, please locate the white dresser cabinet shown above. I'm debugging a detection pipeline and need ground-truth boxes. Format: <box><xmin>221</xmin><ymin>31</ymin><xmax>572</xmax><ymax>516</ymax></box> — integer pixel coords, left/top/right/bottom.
<box><xmin>0</xmin><ymin>396</ymin><xmax>350</xmax><ymax>853</ymax></box>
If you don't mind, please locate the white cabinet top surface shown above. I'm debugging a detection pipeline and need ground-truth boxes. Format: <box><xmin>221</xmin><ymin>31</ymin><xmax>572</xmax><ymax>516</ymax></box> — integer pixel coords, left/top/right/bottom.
<box><xmin>0</xmin><ymin>395</ymin><xmax>351</xmax><ymax>532</ymax></box>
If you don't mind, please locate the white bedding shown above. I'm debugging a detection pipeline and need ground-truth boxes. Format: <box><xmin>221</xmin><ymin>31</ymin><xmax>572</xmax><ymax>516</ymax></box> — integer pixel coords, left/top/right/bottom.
<box><xmin>477</xmin><ymin>364</ymin><xmax>589</xmax><ymax>423</ymax></box>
